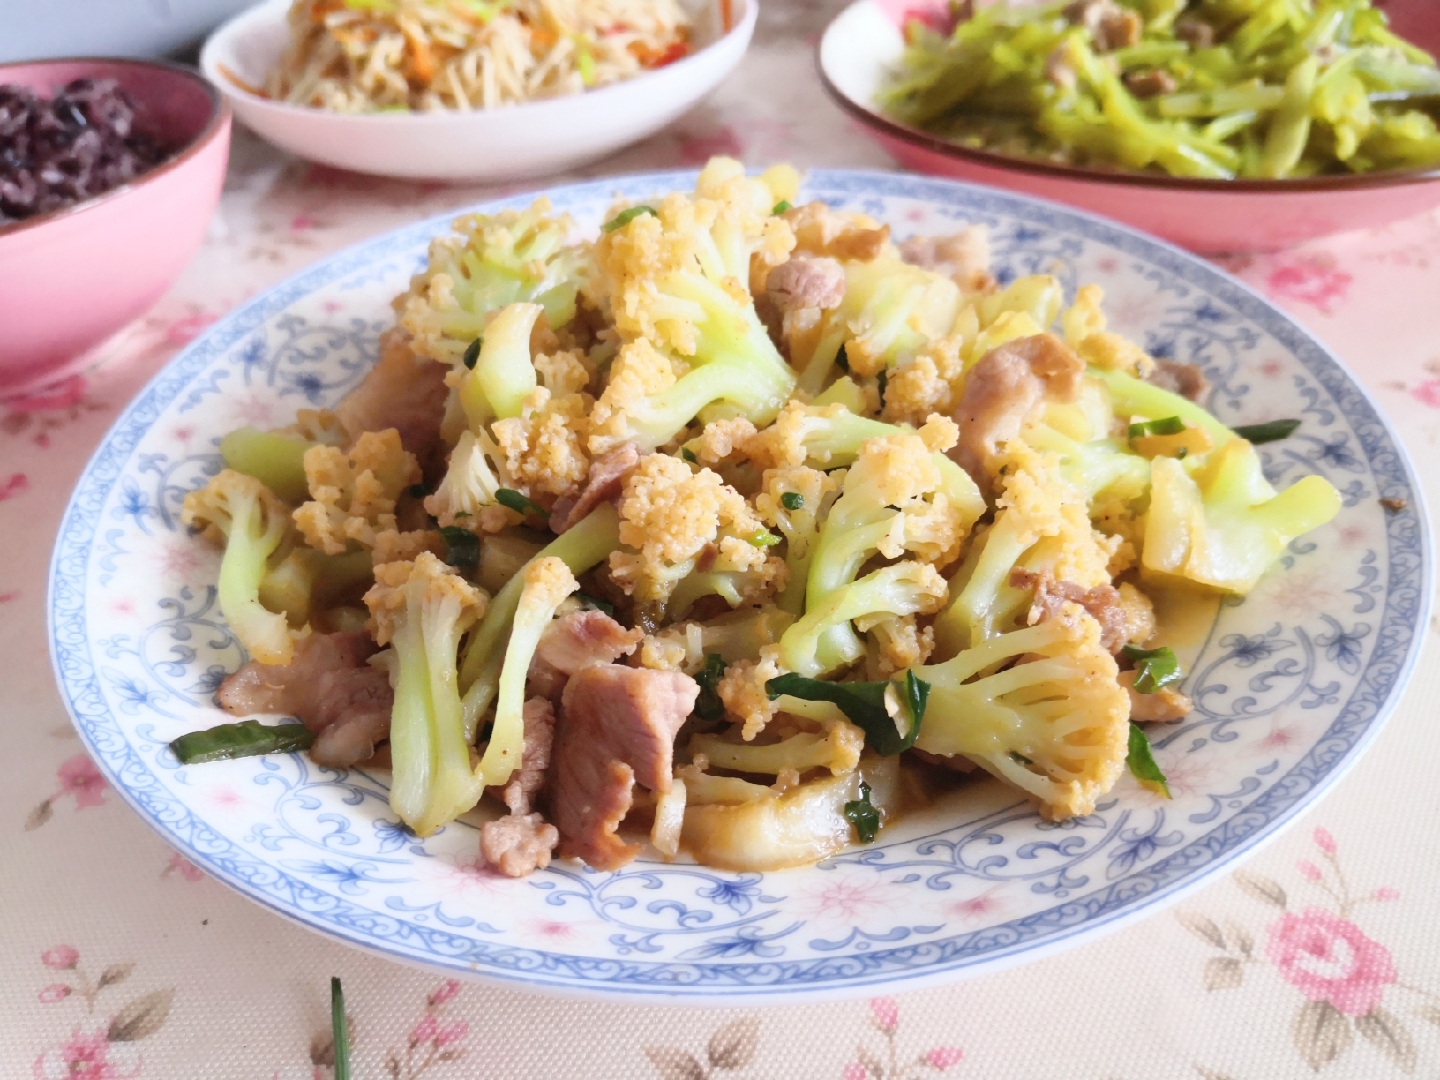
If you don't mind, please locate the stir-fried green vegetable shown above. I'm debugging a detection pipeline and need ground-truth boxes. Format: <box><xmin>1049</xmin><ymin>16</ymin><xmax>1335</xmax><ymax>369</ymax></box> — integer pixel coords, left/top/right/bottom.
<box><xmin>879</xmin><ymin>0</ymin><xmax>1440</xmax><ymax>179</ymax></box>
<box><xmin>170</xmin><ymin>720</ymin><xmax>315</xmax><ymax>764</ymax></box>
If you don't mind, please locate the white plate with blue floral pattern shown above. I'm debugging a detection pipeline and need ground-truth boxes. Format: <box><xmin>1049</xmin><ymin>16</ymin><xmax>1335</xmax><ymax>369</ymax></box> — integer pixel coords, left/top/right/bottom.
<box><xmin>49</xmin><ymin>170</ymin><xmax>1430</xmax><ymax>1002</ymax></box>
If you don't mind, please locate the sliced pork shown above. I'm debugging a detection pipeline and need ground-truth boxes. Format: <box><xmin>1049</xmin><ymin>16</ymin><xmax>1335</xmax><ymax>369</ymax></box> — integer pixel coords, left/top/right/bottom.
<box><xmin>216</xmin><ymin>630</ymin><xmax>393</xmax><ymax>768</ymax></box>
<box><xmin>898</xmin><ymin>228</ymin><xmax>994</xmax><ymax>293</ymax></box>
<box><xmin>548</xmin><ymin>442</ymin><xmax>640</xmax><ymax>534</ymax></box>
<box><xmin>1011</xmin><ymin>568</ymin><xmax>1129</xmax><ymax>654</ymax></box>
<box><xmin>335</xmin><ymin>328</ymin><xmax>448</xmax><ymax>459</ymax></box>
<box><xmin>766</xmin><ymin>257</ymin><xmax>847</xmax><ymax>312</ymax></box>
<box><xmin>528</xmin><ymin>608</ymin><xmax>643</xmax><ymax>700</ymax></box>
<box><xmin>547</xmin><ymin>665</ymin><xmax>698</xmax><ymax>871</ymax></box>
<box><xmin>1148</xmin><ymin>359</ymin><xmax>1209</xmax><ymax>402</ymax></box>
<box><xmin>480</xmin><ymin>813</ymin><xmax>559</xmax><ymax>878</ymax></box>
<box><xmin>951</xmin><ymin>333</ymin><xmax>1084</xmax><ymax>487</ymax></box>
<box><xmin>491</xmin><ymin>697</ymin><xmax>556</xmax><ymax>817</ymax></box>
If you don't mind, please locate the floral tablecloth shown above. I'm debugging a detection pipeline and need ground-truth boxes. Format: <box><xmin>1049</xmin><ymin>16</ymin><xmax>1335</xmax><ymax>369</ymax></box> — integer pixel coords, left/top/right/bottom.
<box><xmin>6</xmin><ymin>4</ymin><xmax>1440</xmax><ymax>1077</ymax></box>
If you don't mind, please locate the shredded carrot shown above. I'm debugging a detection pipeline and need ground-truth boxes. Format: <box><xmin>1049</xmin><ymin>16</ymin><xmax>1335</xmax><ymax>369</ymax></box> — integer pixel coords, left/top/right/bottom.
<box><xmin>402</xmin><ymin>25</ymin><xmax>437</xmax><ymax>83</ymax></box>
<box><xmin>218</xmin><ymin>62</ymin><xmax>268</xmax><ymax>98</ymax></box>
<box><xmin>720</xmin><ymin>0</ymin><xmax>732</xmax><ymax>34</ymax></box>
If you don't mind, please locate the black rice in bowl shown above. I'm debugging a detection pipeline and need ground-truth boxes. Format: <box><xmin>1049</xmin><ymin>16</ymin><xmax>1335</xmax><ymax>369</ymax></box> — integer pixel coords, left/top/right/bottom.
<box><xmin>0</xmin><ymin>78</ymin><xmax>174</xmax><ymax>226</ymax></box>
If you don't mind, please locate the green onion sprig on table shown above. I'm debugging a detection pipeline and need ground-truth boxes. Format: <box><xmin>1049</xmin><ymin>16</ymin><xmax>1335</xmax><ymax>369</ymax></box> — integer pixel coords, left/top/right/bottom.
<box><xmin>332</xmin><ymin>977</ymin><xmax>351</xmax><ymax>1080</ymax></box>
<box><xmin>879</xmin><ymin>0</ymin><xmax>1440</xmax><ymax>180</ymax></box>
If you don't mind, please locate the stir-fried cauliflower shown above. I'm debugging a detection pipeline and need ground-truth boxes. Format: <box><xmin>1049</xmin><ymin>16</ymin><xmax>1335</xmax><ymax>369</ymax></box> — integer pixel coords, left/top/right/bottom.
<box><xmin>293</xmin><ymin>429</ymin><xmax>419</xmax><ymax>555</ymax></box>
<box><xmin>610</xmin><ymin>453</ymin><xmax>773</xmax><ymax>604</ymax></box>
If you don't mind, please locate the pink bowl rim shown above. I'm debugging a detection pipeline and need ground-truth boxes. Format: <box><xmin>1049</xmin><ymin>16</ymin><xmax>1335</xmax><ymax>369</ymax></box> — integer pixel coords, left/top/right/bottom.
<box><xmin>202</xmin><ymin>0</ymin><xmax>757</xmax><ymax>122</ymax></box>
<box><xmin>0</xmin><ymin>56</ymin><xmax>231</xmax><ymax>241</ymax></box>
<box><xmin>817</xmin><ymin>7</ymin><xmax>1440</xmax><ymax>195</ymax></box>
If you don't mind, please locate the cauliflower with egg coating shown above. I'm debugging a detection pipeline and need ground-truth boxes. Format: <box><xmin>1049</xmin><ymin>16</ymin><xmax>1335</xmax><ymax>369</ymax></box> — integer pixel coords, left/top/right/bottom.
<box><xmin>913</xmin><ymin>602</ymin><xmax>1131</xmax><ymax>820</ymax></box>
<box><xmin>935</xmin><ymin>442</ymin><xmax>1121</xmax><ymax>655</ymax></box>
<box><xmin>588</xmin><ymin>184</ymin><xmax>797</xmax><ymax>451</ymax></box>
<box><xmin>293</xmin><ymin>428</ymin><xmax>419</xmax><ymax>555</ymax></box>
<box><xmin>183</xmin><ymin>469</ymin><xmax>300</xmax><ymax>666</ymax></box>
<box><xmin>609</xmin><ymin>453</ymin><xmax>774</xmax><ymax>606</ymax></box>
<box><xmin>399</xmin><ymin>199</ymin><xmax>587</xmax><ymax>367</ymax></box>
<box><xmin>364</xmin><ymin>551</ymin><xmax>489</xmax><ymax>836</ymax></box>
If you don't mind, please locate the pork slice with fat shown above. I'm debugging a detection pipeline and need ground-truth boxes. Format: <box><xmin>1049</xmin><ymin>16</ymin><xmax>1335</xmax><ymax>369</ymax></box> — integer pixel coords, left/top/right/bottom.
<box><xmin>216</xmin><ymin>631</ymin><xmax>393</xmax><ymax>768</ymax></box>
<box><xmin>548</xmin><ymin>442</ymin><xmax>640</xmax><ymax>534</ymax></box>
<box><xmin>547</xmin><ymin>665</ymin><xmax>699</xmax><ymax>871</ymax></box>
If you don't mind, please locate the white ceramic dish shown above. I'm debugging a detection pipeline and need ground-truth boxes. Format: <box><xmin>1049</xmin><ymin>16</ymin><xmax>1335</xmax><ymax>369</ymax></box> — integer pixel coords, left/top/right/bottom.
<box><xmin>199</xmin><ymin>0</ymin><xmax>755</xmax><ymax>181</ymax></box>
<box><xmin>50</xmin><ymin>170</ymin><xmax>1429</xmax><ymax>1002</ymax></box>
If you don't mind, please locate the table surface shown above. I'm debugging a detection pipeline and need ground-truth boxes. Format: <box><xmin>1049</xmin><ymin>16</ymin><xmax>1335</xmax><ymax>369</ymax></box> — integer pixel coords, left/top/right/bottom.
<box><xmin>6</xmin><ymin>4</ymin><xmax>1440</xmax><ymax>1077</ymax></box>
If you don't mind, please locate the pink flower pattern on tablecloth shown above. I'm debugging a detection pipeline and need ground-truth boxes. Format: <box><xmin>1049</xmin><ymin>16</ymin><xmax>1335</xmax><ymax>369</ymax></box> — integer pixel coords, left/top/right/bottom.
<box><xmin>1266</xmin><ymin>907</ymin><xmax>1397</xmax><ymax>1017</ymax></box>
<box><xmin>27</xmin><ymin>754</ymin><xmax>109</xmax><ymax>830</ymax></box>
<box><xmin>33</xmin><ymin>1027</ymin><xmax>141</xmax><ymax>1080</ymax></box>
<box><xmin>31</xmin><ymin>947</ymin><xmax>174</xmax><ymax>1075</ymax></box>
<box><xmin>1180</xmin><ymin>825</ymin><xmax>1437</xmax><ymax>1073</ymax></box>
<box><xmin>0</xmin><ymin>472</ymin><xmax>29</xmax><ymax>501</ymax></box>
<box><xmin>1264</xmin><ymin>255</ymin><xmax>1354</xmax><ymax>314</ymax></box>
<box><xmin>838</xmin><ymin>998</ymin><xmax>965</xmax><ymax>1079</ymax></box>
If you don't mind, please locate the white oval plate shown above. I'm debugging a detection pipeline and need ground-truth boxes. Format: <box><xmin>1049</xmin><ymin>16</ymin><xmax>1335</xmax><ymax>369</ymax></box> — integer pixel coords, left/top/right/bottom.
<box><xmin>49</xmin><ymin>170</ymin><xmax>1429</xmax><ymax>1002</ymax></box>
<box><xmin>200</xmin><ymin>0</ymin><xmax>755</xmax><ymax>181</ymax></box>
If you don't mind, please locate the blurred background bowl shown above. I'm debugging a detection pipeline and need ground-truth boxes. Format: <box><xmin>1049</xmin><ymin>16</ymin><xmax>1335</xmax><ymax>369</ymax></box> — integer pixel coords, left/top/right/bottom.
<box><xmin>0</xmin><ymin>59</ymin><xmax>230</xmax><ymax>397</ymax></box>
<box><xmin>819</xmin><ymin>0</ymin><xmax>1440</xmax><ymax>254</ymax></box>
<box><xmin>200</xmin><ymin>0</ymin><xmax>756</xmax><ymax>181</ymax></box>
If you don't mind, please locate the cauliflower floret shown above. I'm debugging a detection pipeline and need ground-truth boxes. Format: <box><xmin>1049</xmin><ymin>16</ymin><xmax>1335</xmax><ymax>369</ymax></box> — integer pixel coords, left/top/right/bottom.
<box><xmin>424</xmin><ymin>430</ymin><xmax>513</xmax><ymax>533</ymax></box>
<box><xmin>182</xmin><ymin>469</ymin><xmax>298</xmax><ymax>665</ymax></box>
<box><xmin>534</xmin><ymin>348</ymin><xmax>593</xmax><ymax>397</ymax></box>
<box><xmin>859</xmin><ymin>613</ymin><xmax>935</xmax><ymax>679</ymax></box>
<box><xmin>779</xmin><ymin>560</ymin><xmax>948</xmax><ymax>678</ymax></box>
<box><xmin>935</xmin><ymin>441</ymin><xmax>1121</xmax><ymax>653</ymax></box>
<box><xmin>597</xmin><ymin>189</ymin><xmax>792</xmax><ymax>355</ymax></box>
<box><xmin>482</xmin><ymin>556</ymin><xmax>579</xmax><ymax>787</ymax></box>
<box><xmin>586</xmin><ymin>187</ymin><xmax>798</xmax><ymax>450</ymax></box>
<box><xmin>372</xmin><ymin>528</ymin><xmax>446</xmax><ymax>566</ymax></box>
<box><xmin>694</xmin><ymin>416</ymin><xmax>759</xmax><ymax>465</ymax></box>
<box><xmin>914</xmin><ymin>601</ymin><xmax>1131</xmax><ymax>820</ymax></box>
<box><xmin>398</xmin><ymin>199</ymin><xmax>587</xmax><ymax>367</ymax></box>
<box><xmin>881</xmin><ymin>315</ymin><xmax>976</xmax><ymax>427</ymax></box>
<box><xmin>718</xmin><ymin>645</ymin><xmax>784</xmax><ymax>740</ymax></box>
<box><xmin>1061</xmin><ymin>284</ymin><xmax>1154</xmax><ymax>378</ymax></box>
<box><xmin>293</xmin><ymin>429</ymin><xmax>419</xmax><ymax>555</ymax></box>
<box><xmin>587</xmin><ymin>339</ymin><xmax>679</xmax><ymax>455</ymax></box>
<box><xmin>491</xmin><ymin>386</ymin><xmax>590</xmax><ymax>499</ymax></box>
<box><xmin>754</xmin><ymin>465</ymin><xmax>842</xmax><ymax>614</ymax></box>
<box><xmin>608</xmin><ymin>453</ymin><xmax>771</xmax><ymax>604</ymax></box>
<box><xmin>364</xmin><ymin>550</ymin><xmax>489</xmax><ymax>835</ymax></box>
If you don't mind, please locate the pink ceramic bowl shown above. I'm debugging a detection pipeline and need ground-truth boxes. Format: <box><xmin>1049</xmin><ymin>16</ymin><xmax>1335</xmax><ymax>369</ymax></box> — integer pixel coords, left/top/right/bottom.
<box><xmin>0</xmin><ymin>58</ymin><xmax>231</xmax><ymax>397</ymax></box>
<box><xmin>820</xmin><ymin>0</ymin><xmax>1440</xmax><ymax>255</ymax></box>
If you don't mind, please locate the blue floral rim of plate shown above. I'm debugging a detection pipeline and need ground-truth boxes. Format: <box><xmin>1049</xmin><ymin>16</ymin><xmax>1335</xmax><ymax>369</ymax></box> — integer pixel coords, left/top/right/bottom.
<box><xmin>48</xmin><ymin>169</ymin><xmax>1432</xmax><ymax>1001</ymax></box>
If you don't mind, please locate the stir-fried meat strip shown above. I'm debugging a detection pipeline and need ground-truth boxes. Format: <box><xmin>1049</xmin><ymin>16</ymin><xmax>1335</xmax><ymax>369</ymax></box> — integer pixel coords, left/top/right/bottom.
<box><xmin>782</xmin><ymin>202</ymin><xmax>890</xmax><ymax>262</ymax></box>
<box><xmin>766</xmin><ymin>256</ymin><xmax>847</xmax><ymax>312</ymax></box>
<box><xmin>493</xmin><ymin>697</ymin><xmax>556</xmax><ymax>816</ymax></box>
<box><xmin>480</xmin><ymin>813</ymin><xmax>559</xmax><ymax>878</ymax></box>
<box><xmin>1012</xmin><ymin>568</ymin><xmax>1129</xmax><ymax>654</ymax></box>
<box><xmin>1120</xmin><ymin>670</ymin><xmax>1194</xmax><ymax>722</ymax></box>
<box><xmin>479</xmin><ymin>698</ymin><xmax>561</xmax><ymax>878</ymax></box>
<box><xmin>334</xmin><ymin>328</ymin><xmax>448</xmax><ymax>458</ymax></box>
<box><xmin>1175</xmin><ymin>15</ymin><xmax>1215</xmax><ymax>49</ymax></box>
<box><xmin>1064</xmin><ymin>0</ymin><xmax>1141</xmax><ymax>52</ymax></box>
<box><xmin>1148</xmin><ymin>359</ymin><xmax>1209</xmax><ymax>402</ymax></box>
<box><xmin>528</xmin><ymin>608</ymin><xmax>643</xmax><ymax>700</ymax></box>
<box><xmin>898</xmin><ymin>228</ymin><xmax>994</xmax><ymax>292</ymax></box>
<box><xmin>950</xmin><ymin>333</ymin><xmax>1084</xmax><ymax>487</ymax></box>
<box><xmin>216</xmin><ymin>631</ymin><xmax>393</xmax><ymax>767</ymax></box>
<box><xmin>547</xmin><ymin>664</ymin><xmax>698</xmax><ymax>871</ymax></box>
<box><xmin>1124</xmin><ymin>69</ymin><xmax>1177</xmax><ymax>99</ymax></box>
<box><xmin>548</xmin><ymin>442</ymin><xmax>640</xmax><ymax>534</ymax></box>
